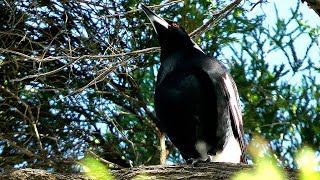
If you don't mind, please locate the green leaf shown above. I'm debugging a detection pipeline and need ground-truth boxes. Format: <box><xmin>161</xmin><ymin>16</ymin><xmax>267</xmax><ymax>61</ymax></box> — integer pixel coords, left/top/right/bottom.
<box><xmin>80</xmin><ymin>156</ymin><xmax>114</xmax><ymax>180</ymax></box>
<box><xmin>232</xmin><ymin>136</ymin><xmax>285</xmax><ymax>180</ymax></box>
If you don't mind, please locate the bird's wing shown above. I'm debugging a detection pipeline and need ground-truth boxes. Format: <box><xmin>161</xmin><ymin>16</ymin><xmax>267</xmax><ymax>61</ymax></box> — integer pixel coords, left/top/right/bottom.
<box><xmin>201</xmin><ymin>59</ymin><xmax>246</xmax><ymax>163</ymax></box>
<box><xmin>221</xmin><ymin>72</ymin><xmax>247</xmax><ymax>163</ymax></box>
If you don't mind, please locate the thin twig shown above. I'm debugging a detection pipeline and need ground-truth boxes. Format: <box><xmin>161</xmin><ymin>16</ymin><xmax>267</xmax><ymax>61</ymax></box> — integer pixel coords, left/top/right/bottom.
<box><xmin>109</xmin><ymin>115</ymin><xmax>138</xmax><ymax>163</ymax></box>
<box><xmin>10</xmin><ymin>58</ymin><xmax>81</xmax><ymax>82</ymax></box>
<box><xmin>250</xmin><ymin>0</ymin><xmax>264</xmax><ymax>11</ymax></box>
<box><xmin>0</xmin><ymin>135</ymin><xmax>54</xmax><ymax>164</ymax></box>
<box><xmin>104</xmin><ymin>0</ymin><xmax>183</xmax><ymax>18</ymax></box>
<box><xmin>0</xmin><ymin>48</ymin><xmax>42</xmax><ymax>61</ymax></box>
<box><xmin>72</xmin><ymin>60</ymin><xmax>128</xmax><ymax>95</ymax></box>
<box><xmin>0</xmin><ymin>47</ymin><xmax>160</xmax><ymax>63</ymax></box>
<box><xmin>0</xmin><ymin>86</ymin><xmax>44</xmax><ymax>152</ymax></box>
<box><xmin>189</xmin><ymin>0</ymin><xmax>243</xmax><ymax>38</ymax></box>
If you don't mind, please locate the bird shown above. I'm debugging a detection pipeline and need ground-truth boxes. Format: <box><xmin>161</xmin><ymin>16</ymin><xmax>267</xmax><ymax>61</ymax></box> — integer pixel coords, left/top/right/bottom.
<box><xmin>141</xmin><ymin>4</ymin><xmax>246</xmax><ymax>164</ymax></box>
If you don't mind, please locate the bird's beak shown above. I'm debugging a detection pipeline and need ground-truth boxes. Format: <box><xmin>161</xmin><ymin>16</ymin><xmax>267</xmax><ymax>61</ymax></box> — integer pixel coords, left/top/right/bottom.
<box><xmin>141</xmin><ymin>4</ymin><xmax>170</xmax><ymax>34</ymax></box>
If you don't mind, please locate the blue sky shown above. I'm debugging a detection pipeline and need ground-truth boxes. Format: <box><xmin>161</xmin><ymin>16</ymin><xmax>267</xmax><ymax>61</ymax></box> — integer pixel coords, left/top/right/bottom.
<box><xmin>231</xmin><ymin>0</ymin><xmax>320</xmax><ymax>85</ymax></box>
<box><xmin>255</xmin><ymin>0</ymin><xmax>320</xmax><ymax>27</ymax></box>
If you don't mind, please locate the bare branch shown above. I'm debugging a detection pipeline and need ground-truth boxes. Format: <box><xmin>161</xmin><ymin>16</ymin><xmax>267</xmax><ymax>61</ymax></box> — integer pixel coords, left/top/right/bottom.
<box><xmin>0</xmin><ymin>135</ymin><xmax>51</xmax><ymax>164</ymax></box>
<box><xmin>72</xmin><ymin>60</ymin><xmax>128</xmax><ymax>95</ymax></box>
<box><xmin>189</xmin><ymin>0</ymin><xmax>243</xmax><ymax>38</ymax></box>
<box><xmin>0</xmin><ymin>47</ymin><xmax>160</xmax><ymax>63</ymax></box>
<box><xmin>3</xmin><ymin>47</ymin><xmax>159</xmax><ymax>83</ymax></box>
<box><xmin>0</xmin><ymin>86</ymin><xmax>43</xmax><ymax>151</ymax></box>
<box><xmin>250</xmin><ymin>0</ymin><xmax>265</xmax><ymax>11</ymax></box>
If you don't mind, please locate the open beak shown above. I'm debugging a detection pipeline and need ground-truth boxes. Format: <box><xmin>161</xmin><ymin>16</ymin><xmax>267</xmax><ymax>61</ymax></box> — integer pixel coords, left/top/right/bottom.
<box><xmin>141</xmin><ymin>4</ymin><xmax>170</xmax><ymax>34</ymax></box>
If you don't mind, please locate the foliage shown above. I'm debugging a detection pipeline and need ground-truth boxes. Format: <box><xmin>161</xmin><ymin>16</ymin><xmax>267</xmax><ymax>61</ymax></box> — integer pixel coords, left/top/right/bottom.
<box><xmin>232</xmin><ymin>136</ymin><xmax>286</xmax><ymax>180</ymax></box>
<box><xmin>233</xmin><ymin>136</ymin><xmax>320</xmax><ymax>180</ymax></box>
<box><xmin>296</xmin><ymin>147</ymin><xmax>320</xmax><ymax>180</ymax></box>
<box><xmin>0</xmin><ymin>0</ymin><xmax>319</xmax><ymax>172</ymax></box>
<box><xmin>80</xmin><ymin>156</ymin><xmax>114</xmax><ymax>180</ymax></box>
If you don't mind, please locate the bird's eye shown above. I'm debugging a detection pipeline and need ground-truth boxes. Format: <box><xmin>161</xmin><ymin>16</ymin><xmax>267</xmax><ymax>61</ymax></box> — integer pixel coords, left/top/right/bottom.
<box><xmin>171</xmin><ymin>23</ymin><xmax>179</xmax><ymax>28</ymax></box>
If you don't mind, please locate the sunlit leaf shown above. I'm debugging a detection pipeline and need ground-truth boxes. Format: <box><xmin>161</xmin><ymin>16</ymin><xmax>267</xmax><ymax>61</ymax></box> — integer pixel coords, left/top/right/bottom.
<box><xmin>232</xmin><ymin>136</ymin><xmax>285</xmax><ymax>180</ymax></box>
<box><xmin>80</xmin><ymin>156</ymin><xmax>114</xmax><ymax>180</ymax></box>
<box><xmin>296</xmin><ymin>147</ymin><xmax>320</xmax><ymax>180</ymax></box>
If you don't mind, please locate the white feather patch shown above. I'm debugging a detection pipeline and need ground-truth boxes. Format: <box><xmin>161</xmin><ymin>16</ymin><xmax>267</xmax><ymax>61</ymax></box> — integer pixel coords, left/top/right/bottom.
<box><xmin>191</xmin><ymin>39</ymin><xmax>205</xmax><ymax>53</ymax></box>
<box><xmin>211</xmin><ymin>136</ymin><xmax>241</xmax><ymax>163</ymax></box>
<box><xmin>195</xmin><ymin>140</ymin><xmax>210</xmax><ymax>161</ymax></box>
<box><xmin>222</xmin><ymin>74</ymin><xmax>243</xmax><ymax>125</ymax></box>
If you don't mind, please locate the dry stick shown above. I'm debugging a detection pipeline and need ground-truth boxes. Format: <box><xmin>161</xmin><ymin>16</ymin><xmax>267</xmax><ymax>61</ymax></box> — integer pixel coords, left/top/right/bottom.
<box><xmin>31</xmin><ymin>105</ymin><xmax>44</xmax><ymax>152</ymax></box>
<box><xmin>33</xmin><ymin>123</ymin><xmax>44</xmax><ymax>152</ymax></box>
<box><xmin>159</xmin><ymin>132</ymin><xmax>167</xmax><ymax>165</ymax></box>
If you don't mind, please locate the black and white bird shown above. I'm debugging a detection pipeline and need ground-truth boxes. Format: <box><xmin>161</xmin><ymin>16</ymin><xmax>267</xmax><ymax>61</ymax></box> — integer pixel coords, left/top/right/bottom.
<box><xmin>141</xmin><ymin>4</ymin><xmax>246</xmax><ymax>164</ymax></box>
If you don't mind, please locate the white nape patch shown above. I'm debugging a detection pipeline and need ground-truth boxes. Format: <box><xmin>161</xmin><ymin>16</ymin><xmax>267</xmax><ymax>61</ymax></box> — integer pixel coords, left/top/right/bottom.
<box><xmin>149</xmin><ymin>16</ymin><xmax>169</xmax><ymax>34</ymax></box>
<box><xmin>211</xmin><ymin>136</ymin><xmax>241</xmax><ymax>163</ymax></box>
<box><xmin>195</xmin><ymin>140</ymin><xmax>210</xmax><ymax>161</ymax></box>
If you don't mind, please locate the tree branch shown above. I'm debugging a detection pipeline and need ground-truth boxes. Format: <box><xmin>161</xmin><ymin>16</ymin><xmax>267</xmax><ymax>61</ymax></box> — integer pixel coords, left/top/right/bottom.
<box><xmin>0</xmin><ymin>163</ymin><xmax>301</xmax><ymax>180</ymax></box>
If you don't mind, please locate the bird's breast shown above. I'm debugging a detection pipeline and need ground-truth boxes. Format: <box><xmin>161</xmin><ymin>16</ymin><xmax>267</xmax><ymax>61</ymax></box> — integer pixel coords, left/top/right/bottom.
<box><xmin>155</xmin><ymin>71</ymin><xmax>205</xmax><ymax>106</ymax></box>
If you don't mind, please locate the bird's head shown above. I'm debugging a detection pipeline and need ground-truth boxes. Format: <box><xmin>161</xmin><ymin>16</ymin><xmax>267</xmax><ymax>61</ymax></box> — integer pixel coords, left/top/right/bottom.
<box><xmin>141</xmin><ymin>4</ymin><xmax>194</xmax><ymax>53</ymax></box>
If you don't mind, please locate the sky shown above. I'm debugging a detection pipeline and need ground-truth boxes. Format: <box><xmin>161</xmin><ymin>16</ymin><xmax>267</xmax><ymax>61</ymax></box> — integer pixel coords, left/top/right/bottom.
<box><xmin>239</xmin><ymin>0</ymin><xmax>320</xmax><ymax>85</ymax></box>
<box><xmin>254</xmin><ymin>0</ymin><xmax>320</xmax><ymax>27</ymax></box>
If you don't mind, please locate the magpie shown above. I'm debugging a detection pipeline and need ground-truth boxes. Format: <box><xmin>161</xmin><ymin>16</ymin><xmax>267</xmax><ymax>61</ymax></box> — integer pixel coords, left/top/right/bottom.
<box><xmin>141</xmin><ymin>4</ymin><xmax>246</xmax><ymax>164</ymax></box>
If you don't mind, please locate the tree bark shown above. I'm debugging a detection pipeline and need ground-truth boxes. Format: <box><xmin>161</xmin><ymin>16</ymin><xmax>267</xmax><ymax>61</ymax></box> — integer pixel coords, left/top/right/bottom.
<box><xmin>0</xmin><ymin>163</ymin><xmax>299</xmax><ymax>180</ymax></box>
<box><xmin>0</xmin><ymin>168</ymin><xmax>89</xmax><ymax>180</ymax></box>
<box><xmin>302</xmin><ymin>0</ymin><xmax>320</xmax><ymax>16</ymax></box>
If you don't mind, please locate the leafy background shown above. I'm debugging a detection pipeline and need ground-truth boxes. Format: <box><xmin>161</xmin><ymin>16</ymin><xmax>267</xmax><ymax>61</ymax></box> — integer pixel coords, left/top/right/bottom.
<box><xmin>0</xmin><ymin>0</ymin><xmax>319</xmax><ymax>172</ymax></box>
